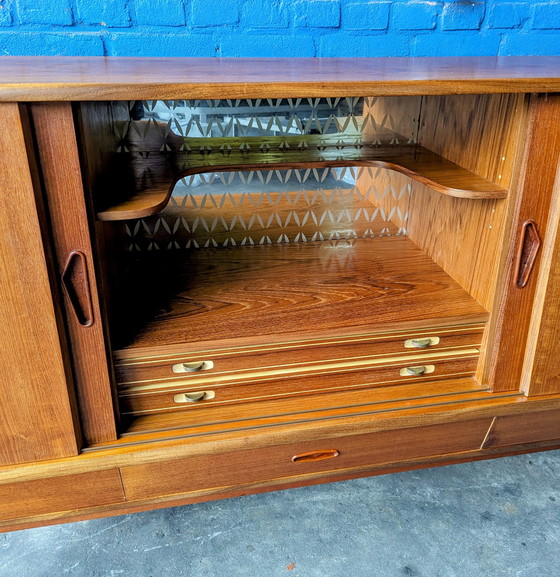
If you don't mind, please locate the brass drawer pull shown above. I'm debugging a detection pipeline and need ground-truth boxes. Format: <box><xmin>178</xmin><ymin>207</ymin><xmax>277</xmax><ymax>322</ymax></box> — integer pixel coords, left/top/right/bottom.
<box><xmin>404</xmin><ymin>337</ymin><xmax>440</xmax><ymax>349</ymax></box>
<box><xmin>292</xmin><ymin>449</ymin><xmax>340</xmax><ymax>463</ymax></box>
<box><xmin>400</xmin><ymin>364</ymin><xmax>435</xmax><ymax>377</ymax></box>
<box><xmin>173</xmin><ymin>390</ymin><xmax>216</xmax><ymax>404</ymax></box>
<box><xmin>172</xmin><ymin>360</ymin><xmax>214</xmax><ymax>374</ymax></box>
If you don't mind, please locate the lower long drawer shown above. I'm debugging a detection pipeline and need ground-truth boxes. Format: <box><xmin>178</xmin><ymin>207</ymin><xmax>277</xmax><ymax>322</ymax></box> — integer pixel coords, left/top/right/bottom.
<box><xmin>119</xmin><ymin>417</ymin><xmax>494</xmax><ymax>501</ymax></box>
<box><xmin>119</xmin><ymin>348</ymin><xmax>480</xmax><ymax>415</ymax></box>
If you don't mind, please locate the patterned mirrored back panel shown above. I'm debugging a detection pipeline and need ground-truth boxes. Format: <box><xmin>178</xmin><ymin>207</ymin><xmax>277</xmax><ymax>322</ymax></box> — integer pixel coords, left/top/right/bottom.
<box><xmin>110</xmin><ymin>98</ymin><xmax>419</xmax><ymax>251</ymax></box>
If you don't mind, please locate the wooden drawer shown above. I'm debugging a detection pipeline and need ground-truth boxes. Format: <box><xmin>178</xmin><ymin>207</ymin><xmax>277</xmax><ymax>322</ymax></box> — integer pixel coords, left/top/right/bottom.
<box><xmin>116</xmin><ymin>322</ymin><xmax>482</xmax><ymax>388</ymax></box>
<box><xmin>119</xmin><ymin>348</ymin><xmax>480</xmax><ymax>415</ymax></box>
<box><xmin>120</xmin><ymin>417</ymin><xmax>493</xmax><ymax>501</ymax></box>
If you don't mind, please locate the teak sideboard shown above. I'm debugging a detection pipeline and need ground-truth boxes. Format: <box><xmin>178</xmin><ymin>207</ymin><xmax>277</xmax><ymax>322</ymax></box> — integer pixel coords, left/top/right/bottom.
<box><xmin>2</xmin><ymin>56</ymin><xmax>560</xmax><ymax>532</ymax></box>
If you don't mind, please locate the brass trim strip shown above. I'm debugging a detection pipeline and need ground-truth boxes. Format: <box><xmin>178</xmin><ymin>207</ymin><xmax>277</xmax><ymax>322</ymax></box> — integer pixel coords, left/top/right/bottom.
<box><xmin>115</xmin><ymin>324</ymin><xmax>486</xmax><ymax>365</ymax></box>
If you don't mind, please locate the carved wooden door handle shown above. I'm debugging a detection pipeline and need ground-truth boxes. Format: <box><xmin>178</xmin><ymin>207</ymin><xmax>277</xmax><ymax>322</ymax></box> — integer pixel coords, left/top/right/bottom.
<box><xmin>61</xmin><ymin>250</ymin><xmax>94</xmax><ymax>327</ymax></box>
<box><xmin>515</xmin><ymin>219</ymin><xmax>541</xmax><ymax>288</ymax></box>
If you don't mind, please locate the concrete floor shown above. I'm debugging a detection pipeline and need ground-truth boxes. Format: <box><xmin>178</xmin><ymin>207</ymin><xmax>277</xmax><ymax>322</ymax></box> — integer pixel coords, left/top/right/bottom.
<box><xmin>2</xmin><ymin>450</ymin><xmax>559</xmax><ymax>577</ymax></box>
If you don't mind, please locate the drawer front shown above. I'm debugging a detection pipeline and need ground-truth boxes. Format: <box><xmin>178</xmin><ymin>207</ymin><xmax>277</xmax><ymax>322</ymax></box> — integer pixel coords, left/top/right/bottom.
<box><xmin>481</xmin><ymin>409</ymin><xmax>560</xmax><ymax>449</ymax></box>
<box><xmin>120</xmin><ymin>417</ymin><xmax>493</xmax><ymax>501</ymax></box>
<box><xmin>115</xmin><ymin>324</ymin><xmax>484</xmax><ymax>390</ymax></box>
<box><xmin>119</xmin><ymin>349</ymin><xmax>480</xmax><ymax>415</ymax></box>
<box><xmin>0</xmin><ymin>469</ymin><xmax>125</xmax><ymax>524</ymax></box>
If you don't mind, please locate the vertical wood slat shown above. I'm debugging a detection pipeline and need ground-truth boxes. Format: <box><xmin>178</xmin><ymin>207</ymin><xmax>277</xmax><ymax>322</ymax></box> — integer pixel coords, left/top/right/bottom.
<box><xmin>487</xmin><ymin>94</ymin><xmax>560</xmax><ymax>393</ymax></box>
<box><xmin>31</xmin><ymin>102</ymin><xmax>118</xmax><ymax>444</ymax></box>
<box><xmin>0</xmin><ymin>102</ymin><xmax>79</xmax><ymax>465</ymax></box>
<box><xmin>522</xmin><ymin>160</ymin><xmax>560</xmax><ymax>395</ymax></box>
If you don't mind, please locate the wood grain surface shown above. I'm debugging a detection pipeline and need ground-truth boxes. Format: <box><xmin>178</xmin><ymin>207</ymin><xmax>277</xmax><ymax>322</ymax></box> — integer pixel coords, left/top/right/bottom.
<box><xmin>487</xmin><ymin>94</ymin><xmax>560</xmax><ymax>393</ymax></box>
<box><xmin>407</xmin><ymin>93</ymin><xmax>525</xmax><ymax>312</ymax></box>
<box><xmin>1</xmin><ymin>56</ymin><xmax>560</xmax><ymax>101</ymax></box>
<box><xmin>115</xmin><ymin>323</ymin><xmax>484</xmax><ymax>373</ymax></box>
<box><xmin>522</xmin><ymin>160</ymin><xmax>560</xmax><ymax>395</ymax></box>
<box><xmin>357</xmin><ymin>93</ymin><xmax>525</xmax><ymax>314</ymax></box>
<box><xmin>31</xmin><ymin>103</ymin><xmax>119</xmax><ymax>445</ymax></box>
<box><xmin>113</xmin><ymin>236</ymin><xmax>489</xmax><ymax>353</ymax></box>
<box><xmin>0</xmin><ymin>469</ymin><xmax>125</xmax><ymax>523</ymax></box>
<box><xmin>119</xmin><ymin>417</ymin><xmax>494</xmax><ymax>502</ymax></box>
<box><xmin>481</xmin><ymin>409</ymin><xmax>560</xmax><ymax>448</ymax></box>
<box><xmin>118</xmin><ymin>351</ymin><xmax>480</xmax><ymax>416</ymax></box>
<box><xmin>0</xmin><ymin>103</ymin><xmax>79</xmax><ymax>466</ymax></box>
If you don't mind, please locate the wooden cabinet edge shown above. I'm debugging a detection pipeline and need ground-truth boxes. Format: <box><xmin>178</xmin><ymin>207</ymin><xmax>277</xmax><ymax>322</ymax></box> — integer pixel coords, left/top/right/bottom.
<box><xmin>0</xmin><ymin>400</ymin><xmax>558</xmax><ymax>532</ymax></box>
<box><xmin>2</xmin><ymin>424</ymin><xmax>560</xmax><ymax>534</ymax></box>
<box><xmin>481</xmin><ymin>408</ymin><xmax>560</xmax><ymax>449</ymax></box>
<box><xmin>1</xmin><ymin>393</ymin><xmax>559</xmax><ymax>484</ymax></box>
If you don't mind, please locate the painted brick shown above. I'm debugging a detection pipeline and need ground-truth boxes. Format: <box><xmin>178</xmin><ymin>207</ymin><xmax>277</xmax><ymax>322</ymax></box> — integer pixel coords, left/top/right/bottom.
<box><xmin>241</xmin><ymin>0</ymin><xmax>289</xmax><ymax>29</ymax></box>
<box><xmin>75</xmin><ymin>0</ymin><xmax>131</xmax><ymax>28</ymax></box>
<box><xmin>499</xmin><ymin>32</ymin><xmax>560</xmax><ymax>55</ymax></box>
<box><xmin>441</xmin><ymin>2</ymin><xmax>485</xmax><ymax>31</ymax></box>
<box><xmin>344</xmin><ymin>2</ymin><xmax>391</xmax><ymax>30</ymax></box>
<box><xmin>488</xmin><ymin>3</ymin><xmax>528</xmax><ymax>29</ymax></box>
<box><xmin>16</xmin><ymin>0</ymin><xmax>73</xmax><ymax>26</ymax></box>
<box><xmin>219</xmin><ymin>34</ymin><xmax>315</xmax><ymax>56</ymax></box>
<box><xmin>532</xmin><ymin>3</ymin><xmax>560</xmax><ymax>30</ymax></box>
<box><xmin>319</xmin><ymin>32</ymin><xmax>411</xmax><ymax>56</ymax></box>
<box><xmin>135</xmin><ymin>0</ymin><xmax>186</xmax><ymax>27</ymax></box>
<box><xmin>0</xmin><ymin>31</ymin><xmax>104</xmax><ymax>55</ymax></box>
<box><xmin>392</xmin><ymin>2</ymin><xmax>439</xmax><ymax>31</ymax></box>
<box><xmin>192</xmin><ymin>0</ymin><xmax>239</xmax><ymax>27</ymax></box>
<box><xmin>108</xmin><ymin>32</ymin><xmax>217</xmax><ymax>56</ymax></box>
<box><xmin>294</xmin><ymin>0</ymin><xmax>340</xmax><ymax>28</ymax></box>
<box><xmin>413</xmin><ymin>31</ymin><xmax>501</xmax><ymax>56</ymax></box>
<box><xmin>0</xmin><ymin>0</ymin><xmax>12</xmax><ymax>26</ymax></box>
<box><xmin>2</xmin><ymin>1</ymin><xmax>560</xmax><ymax>59</ymax></box>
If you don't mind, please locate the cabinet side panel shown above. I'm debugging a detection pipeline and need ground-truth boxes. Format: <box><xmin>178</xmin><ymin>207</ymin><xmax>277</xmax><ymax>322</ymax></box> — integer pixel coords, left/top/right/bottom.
<box><xmin>418</xmin><ymin>94</ymin><xmax>523</xmax><ymax>188</ymax></box>
<box><xmin>0</xmin><ymin>102</ymin><xmax>79</xmax><ymax>465</ymax></box>
<box><xmin>409</xmin><ymin>93</ymin><xmax>525</xmax><ymax>310</ymax></box>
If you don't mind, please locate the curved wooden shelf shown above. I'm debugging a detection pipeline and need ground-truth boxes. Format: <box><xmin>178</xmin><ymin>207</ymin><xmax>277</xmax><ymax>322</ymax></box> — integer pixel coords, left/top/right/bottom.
<box><xmin>96</xmin><ymin>134</ymin><xmax>508</xmax><ymax>222</ymax></box>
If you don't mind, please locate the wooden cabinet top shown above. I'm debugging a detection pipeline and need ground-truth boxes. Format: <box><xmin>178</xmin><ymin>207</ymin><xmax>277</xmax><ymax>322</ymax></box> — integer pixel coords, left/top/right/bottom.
<box><xmin>1</xmin><ymin>56</ymin><xmax>560</xmax><ymax>100</ymax></box>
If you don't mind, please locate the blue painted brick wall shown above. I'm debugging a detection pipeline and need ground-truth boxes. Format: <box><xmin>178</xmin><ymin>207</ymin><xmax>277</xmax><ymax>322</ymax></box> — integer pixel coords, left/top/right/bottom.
<box><xmin>0</xmin><ymin>0</ymin><xmax>558</xmax><ymax>57</ymax></box>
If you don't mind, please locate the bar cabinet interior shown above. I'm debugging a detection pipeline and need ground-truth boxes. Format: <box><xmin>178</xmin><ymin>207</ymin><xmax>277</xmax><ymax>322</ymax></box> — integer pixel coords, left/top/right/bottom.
<box><xmin>1</xmin><ymin>57</ymin><xmax>560</xmax><ymax>531</ymax></box>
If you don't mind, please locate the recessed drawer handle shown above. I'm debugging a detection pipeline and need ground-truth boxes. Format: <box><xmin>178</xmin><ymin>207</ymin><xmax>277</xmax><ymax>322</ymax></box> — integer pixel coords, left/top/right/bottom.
<box><xmin>291</xmin><ymin>449</ymin><xmax>340</xmax><ymax>463</ymax></box>
<box><xmin>172</xmin><ymin>361</ymin><xmax>214</xmax><ymax>374</ymax></box>
<box><xmin>400</xmin><ymin>365</ymin><xmax>435</xmax><ymax>377</ymax></box>
<box><xmin>173</xmin><ymin>391</ymin><xmax>216</xmax><ymax>403</ymax></box>
<box><xmin>404</xmin><ymin>337</ymin><xmax>440</xmax><ymax>349</ymax></box>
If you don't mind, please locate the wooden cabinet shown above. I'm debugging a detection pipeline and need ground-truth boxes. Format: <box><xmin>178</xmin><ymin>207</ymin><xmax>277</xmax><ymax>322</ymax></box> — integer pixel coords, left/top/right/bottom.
<box><xmin>1</xmin><ymin>56</ymin><xmax>560</xmax><ymax>532</ymax></box>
